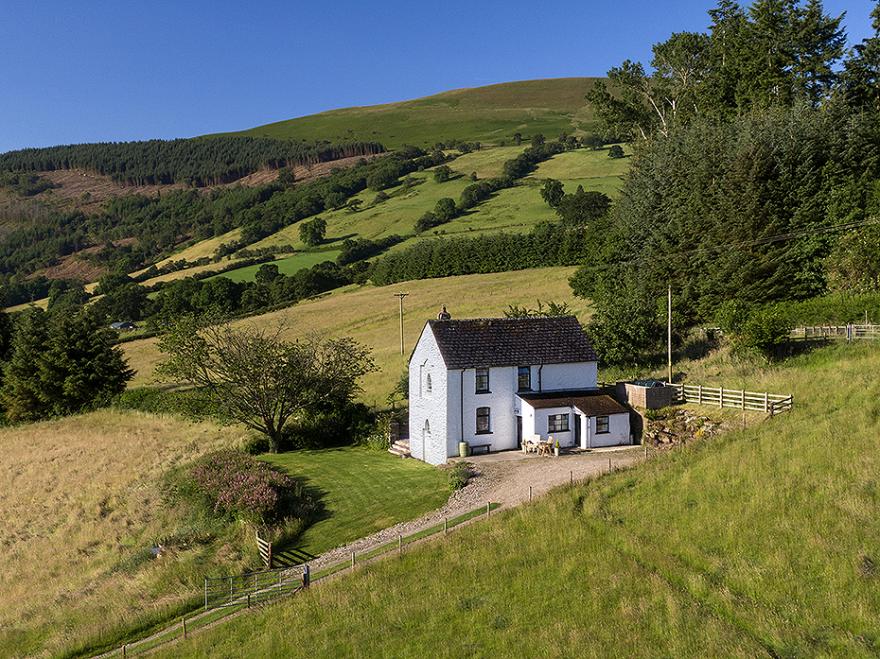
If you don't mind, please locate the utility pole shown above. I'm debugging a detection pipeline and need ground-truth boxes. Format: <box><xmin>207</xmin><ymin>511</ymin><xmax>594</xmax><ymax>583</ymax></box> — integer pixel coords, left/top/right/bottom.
<box><xmin>667</xmin><ymin>285</ymin><xmax>673</xmax><ymax>384</ymax></box>
<box><xmin>394</xmin><ymin>292</ymin><xmax>409</xmax><ymax>355</ymax></box>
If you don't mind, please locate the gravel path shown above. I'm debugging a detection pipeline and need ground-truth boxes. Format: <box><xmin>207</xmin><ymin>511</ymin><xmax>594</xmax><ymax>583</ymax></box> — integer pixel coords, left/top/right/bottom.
<box><xmin>296</xmin><ymin>447</ymin><xmax>642</xmax><ymax>574</ymax></box>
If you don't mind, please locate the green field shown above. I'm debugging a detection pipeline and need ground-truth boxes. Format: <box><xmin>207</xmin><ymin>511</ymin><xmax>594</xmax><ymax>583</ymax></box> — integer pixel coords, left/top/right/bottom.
<box><xmin>206</xmin><ymin>250</ymin><xmax>341</xmax><ymax>283</ymax></box>
<box><xmin>251</xmin><ymin>170</ymin><xmax>474</xmax><ymax>250</ymax></box>
<box><xmin>122</xmin><ymin>266</ymin><xmax>590</xmax><ymax>400</ymax></box>
<box><xmin>262</xmin><ymin>447</ymin><xmax>449</xmax><ymax>556</ymax></box>
<box><xmin>448</xmin><ymin>145</ymin><xmax>527</xmax><ymax>178</ymax></box>
<box><xmin>529</xmin><ymin>146</ymin><xmax>632</xmax><ymax>197</ymax></box>
<box><xmin>163</xmin><ymin>341</ymin><xmax>880</xmax><ymax>657</ymax></box>
<box><xmin>224</xmin><ymin>78</ymin><xmax>603</xmax><ymax>150</ymax></box>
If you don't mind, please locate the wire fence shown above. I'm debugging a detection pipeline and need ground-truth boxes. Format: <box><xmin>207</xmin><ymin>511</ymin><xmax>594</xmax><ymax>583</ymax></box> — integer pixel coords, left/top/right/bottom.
<box><xmin>204</xmin><ymin>565</ymin><xmax>306</xmax><ymax>610</ymax></box>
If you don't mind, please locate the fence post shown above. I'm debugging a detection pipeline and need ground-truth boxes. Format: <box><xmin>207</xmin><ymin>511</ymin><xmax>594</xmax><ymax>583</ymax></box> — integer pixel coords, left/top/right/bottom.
<box><xmin>303</xmin><ymin>563</ymin><xmax>310</xmax><ymax>588</ymax></box>
<box><xmin>719</xmin><ymin>388</ymin><xmax>724</xmax><ymax>408</ymax></box>
<box><xmin>398</xmin><ymin>533</ymin><xmax>402</xmax><ymax>555</ymax></box>
<box><xmin>122</xmin><ymin>644</ymin><xmax>126</xmax><ymax>658</ymax></box>
<box><xmin>570</xmin><ymin>470</ymin><xmax>573</xmax><ymax>485</ymax></box>
<box><xmin>279</xmin><ymin>570</ymin><xmax>283</xmax><ymax>591</ymax></box>
<box><xmin>529</xmin><ymin>485</ymin><xmax>532</xmax><ymax>502</ymax></box>
<box><xmin>204</xmin><ymin>577</ymin><xmax>208</xmax><ymax>611</ymax></box>
<box><xmin>763</xmin><ymin>391</ymin><xmax>768</xmax><ymax>413</ymax></box>
<box><xmin>697</xmin><ymin>384</ymin><xmax>702</xmax><ymax>405</ymax></box>
<box><xmin>608</xmin><ymin>457</ymin><xmax>612</xmax><ymax>472</ymax></box>
<box><xmin>486</xmin><ymin>501</ymin><xmax>490</xmax><ymax>516</ymax></box>
<box><xmin>247</xmin><ymin>593</ymin><xmax>251</xmax><ymax>608</ymax></box>
<box><xmin>267</xmin><ymin>540</ymin><xmax>273</xmax><ymax>569</ymax></box>
<box><xmin>644</xmin><ymin>444</ymin><xmax>648</xmax><ymax>460</ymax></box>
<box><xmin>351</xmin><ymin>551</ymin><xmax>356</xmax><ymax>568</ymax></box>
<box><xmin>444</xmin><ymin>517</ymin><xmax>448</xmax><ymax>534</ymax></box>
<box><xmin>183</xmin><ymin>616</ymin><xmax>187</xmax><ymax>639</ymax></box>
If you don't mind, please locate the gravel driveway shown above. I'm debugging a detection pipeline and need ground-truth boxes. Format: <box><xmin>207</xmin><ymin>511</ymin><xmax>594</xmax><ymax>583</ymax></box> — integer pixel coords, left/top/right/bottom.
<box><xmin>301</xmin><ymin>446</ymin><xmax>643</xmax><ymax>573</ymax></box>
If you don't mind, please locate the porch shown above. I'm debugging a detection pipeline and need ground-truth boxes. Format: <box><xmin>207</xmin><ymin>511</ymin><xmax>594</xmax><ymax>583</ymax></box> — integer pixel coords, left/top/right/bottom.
<box><xmin>516</xmin><ymin>391</ymin><xmax>632</xmax><ymax>450</ymax></box>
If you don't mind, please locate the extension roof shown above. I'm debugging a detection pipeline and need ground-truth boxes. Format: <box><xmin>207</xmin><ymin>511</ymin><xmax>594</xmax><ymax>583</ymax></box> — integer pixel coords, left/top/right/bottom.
<box><xmin>426</xmin><ymin>316</ymin><xmax>597</xmax><ymax>369</ymax></box>
<box><xmin>518</xmin><ymin>391</ymin><xmax>628</xmax><ymax>416</ymax></box>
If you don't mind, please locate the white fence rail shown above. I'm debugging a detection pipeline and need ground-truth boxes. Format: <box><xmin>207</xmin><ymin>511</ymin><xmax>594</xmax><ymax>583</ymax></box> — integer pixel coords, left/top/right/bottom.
<box><xmin>792</xmin><ymin>324</ymin><xmax>880</xmax><ymax>341</ymax></box>
<box><xmin>668</xmin><ymin>383</ymin><xmax>793</xmax><ymax>416</ymax></box>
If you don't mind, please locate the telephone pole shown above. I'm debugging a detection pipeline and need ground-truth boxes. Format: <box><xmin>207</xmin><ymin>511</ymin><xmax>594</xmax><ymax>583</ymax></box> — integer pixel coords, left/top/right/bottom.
<box><xmin>394</xmin><ymin>292</ymin><xmax>409</xmax><ymax>355</ymax></box>
<box><xmin>667</xmin><ymin>285</ymin><xmax>673</xmax><ymax>384</ymax></box>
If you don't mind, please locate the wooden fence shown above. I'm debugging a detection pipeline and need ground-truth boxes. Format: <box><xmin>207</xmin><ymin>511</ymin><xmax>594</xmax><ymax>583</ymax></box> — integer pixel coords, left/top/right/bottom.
<box><xmin>668</xmin><ymin>383</ymin><xmax>793</xmax><ymax>416</ymax></box>
<box><xmin>255</xmin><ymin>532</ymin><xmax>272</xmax><ymax>568</ymax></box>
<box><xmin>792</xmin><ymin>324</ymin><xmax>880</xmax><ymax>341</ymax></box>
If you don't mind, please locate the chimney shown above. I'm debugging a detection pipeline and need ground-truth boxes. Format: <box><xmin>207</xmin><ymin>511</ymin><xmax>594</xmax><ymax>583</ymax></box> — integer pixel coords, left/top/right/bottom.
<box><xmin>437</xmin><ymin>305</ymin><xmax>451</xmax><ymax>320</ymax></box>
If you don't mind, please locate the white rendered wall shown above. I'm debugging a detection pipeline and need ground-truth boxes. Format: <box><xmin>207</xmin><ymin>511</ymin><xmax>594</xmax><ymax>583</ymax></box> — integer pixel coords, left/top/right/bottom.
<box><xmin>582</xmin><ymin>412</ymin><xmax>631</xmax><ymax>448</ymax></box>
<box><xmin>408</xmin><ymin>326</ymin><xmax>449</xmax><ymax>465</ymax></box>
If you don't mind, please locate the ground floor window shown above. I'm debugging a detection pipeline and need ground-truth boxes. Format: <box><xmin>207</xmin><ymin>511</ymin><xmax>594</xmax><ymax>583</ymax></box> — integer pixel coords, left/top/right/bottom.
<box><xmin>548</xmin><ymin>413</ymin><xmax>569</xmax><ymax>433</ymax></box>
<box><xmin>476</xmin><ymin>407</ymin><xmax>491</xmax><ymax>434</ymax></box>
<box><xmin>596</xmin><ymin>415</ymin><xmax>610</xmax><ymax>434</ymax></box>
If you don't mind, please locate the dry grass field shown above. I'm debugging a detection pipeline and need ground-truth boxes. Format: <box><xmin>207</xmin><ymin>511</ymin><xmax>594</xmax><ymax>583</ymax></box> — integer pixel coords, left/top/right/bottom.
<box><xmin>123</xmin><ymin>267</ymin><xmax>589</xmax><ymax>402</ymax></box>
<box><xmin>0</xmin><ymin>410</ymin><xmax>253</xmax><ymax>657</ymax></box>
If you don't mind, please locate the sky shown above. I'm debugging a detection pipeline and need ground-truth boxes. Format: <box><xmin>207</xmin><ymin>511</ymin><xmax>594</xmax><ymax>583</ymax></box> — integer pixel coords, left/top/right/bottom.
<box><xmin>0</xmin><ymin>0</ymin><xmax>875</xmax><ymax>153</ymax></box>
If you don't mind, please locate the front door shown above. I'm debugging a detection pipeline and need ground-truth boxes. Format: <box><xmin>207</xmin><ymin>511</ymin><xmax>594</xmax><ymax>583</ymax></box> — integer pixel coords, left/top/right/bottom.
<box><xmin>516</xmin><ymin>415</ymin><xmax>523</xmax><ymax>447</ymax></box>
<box><xmin>573</xmin><ymin>414</ymin><xmax>581</xmax><ymax>448</ymax></box>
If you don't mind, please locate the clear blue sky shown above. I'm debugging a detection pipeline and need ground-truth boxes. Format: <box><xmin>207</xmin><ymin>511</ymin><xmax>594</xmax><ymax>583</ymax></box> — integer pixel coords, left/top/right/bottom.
<box><xmin>0</xmin><ymin>0</ymin><xmax>874</xmax><ymax>153</ymax></box>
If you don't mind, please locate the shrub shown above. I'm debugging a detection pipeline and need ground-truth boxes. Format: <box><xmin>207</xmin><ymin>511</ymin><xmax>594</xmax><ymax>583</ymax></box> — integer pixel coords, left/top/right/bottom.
<box><xmin>448</xmin><ymin>461</ymin><xmax>473</xmax><ymax>490</ymax></box>
<box><xmin>608</xmin><ymin>145</ymin><xmax>625</xmax><ymax>158</ymax></box>
<box><xmin>174</xmin><ymin>450</ymin><xmax>313</xmax><ymax>525</ymax></box>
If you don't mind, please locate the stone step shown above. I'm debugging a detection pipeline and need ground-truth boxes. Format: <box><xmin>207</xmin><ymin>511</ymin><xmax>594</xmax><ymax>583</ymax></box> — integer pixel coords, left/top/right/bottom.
<box><xmin>388</xmin><ymin>444</ymin><xmax>411</xmax><ymax>458</ymax></box>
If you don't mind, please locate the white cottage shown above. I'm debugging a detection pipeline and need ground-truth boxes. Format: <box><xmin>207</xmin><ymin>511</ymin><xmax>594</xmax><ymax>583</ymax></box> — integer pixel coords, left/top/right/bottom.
<box><xmin>408</xmin><ymin>314</ymin><xmax>631</xmax><ymax>465</ymax></box>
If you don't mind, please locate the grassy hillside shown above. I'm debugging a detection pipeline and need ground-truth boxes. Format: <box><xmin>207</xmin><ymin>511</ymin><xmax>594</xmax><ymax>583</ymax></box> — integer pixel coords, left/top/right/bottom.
<box><xmin>164</xmin><ymin>341</ymin><xmax>880</xmax><ymax>657</ymax></box>
<box><xmin>228</xmin><ymin>78</ymin><xmax>602</xmax><ymax>150</ymax></box>
<box><xmin>0</xmin><ymin>410</ymin><xmax>251</xmax><ymax>657</ymax></box>
<box><xmin>205</xmin><ymin>250</ymin><xmax>341</xmax><ymax>283</ymax></box>
<box><xmin>123</xmin><ymin>266</ymin><xmax>589</xmax><ymax>402</ymax></box>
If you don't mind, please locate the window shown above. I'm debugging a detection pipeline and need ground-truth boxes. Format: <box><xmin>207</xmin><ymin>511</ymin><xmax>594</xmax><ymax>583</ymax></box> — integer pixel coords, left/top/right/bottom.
<box><xmin>596</xmin><ymin>416</ymin><xmax>610</xmax><ymax>434</ymax></box>
<box><xmin>476</xmin><ymin>407</ymin><xmax>491</xmax><ymax>434</ymax></box>
<box><xmin>517</xmin><ymin>366</ymin><xmax>531</xmax><ymax>391</ymax></box>
<box><xmin>548</xmin><ymin>414</ymin><xmax>569</xmax><ymax>433</ymax></box>
<box><xmin>425</xmin><ymin>373</ymin><xmax>432</xmax><ymax>394</ymax></box>
<box><xmin>475</xmin><ymin>368</ymin><xmax>490</xmax><ymax>393</ymax></box>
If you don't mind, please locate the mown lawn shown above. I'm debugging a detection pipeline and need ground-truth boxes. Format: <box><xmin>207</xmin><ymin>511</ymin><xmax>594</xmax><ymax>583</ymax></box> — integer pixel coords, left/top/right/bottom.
<box><xmin>261</xmin><ymin>446</ymin><xmax>449</xmax><ymax>556</ymax></box>
<box><xmin>164</xmin><ymin>342</ymin><xmax>880</xmax><ymax>657</ymax></box>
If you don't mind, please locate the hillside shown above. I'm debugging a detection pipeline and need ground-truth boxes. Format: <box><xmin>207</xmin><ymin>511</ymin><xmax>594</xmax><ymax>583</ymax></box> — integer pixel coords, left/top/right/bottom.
<box><xmin>162</xmin><ymin>340</ymin><xmax>880</xmax><ymax>657</ymax></box>
<box><xmin>228</xmin><ymin>78</ymin><xmax>603</xmax><ymax>149</ymax></box>
<box><xmin>123</xmin><ymin>266</ymin><xmax>589</xmax><ymax>401</ymax></box>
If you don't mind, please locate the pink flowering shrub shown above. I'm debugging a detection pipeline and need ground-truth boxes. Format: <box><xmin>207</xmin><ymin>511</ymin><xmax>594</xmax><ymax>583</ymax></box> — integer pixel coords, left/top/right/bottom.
<box><xmin>185</xmin><ymin>450</ymin><xmax>309</xmax><ymax>524</ymax></box>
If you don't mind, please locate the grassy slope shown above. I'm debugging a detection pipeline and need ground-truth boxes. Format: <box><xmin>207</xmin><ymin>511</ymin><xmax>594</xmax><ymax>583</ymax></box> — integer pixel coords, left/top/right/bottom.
<box><xmin>205</xmin><ymin>250</ymin><xmax>341</xmax><ymax>283</ymax></box>
<box><xmin>248</xmin><ymin>145</ymin><xmax>630</xmax><ymax>257</ymax></box>
<box><xmin>0</xmin><ymin>412</ymin><xmax>452</xmax><ymax>657</ymax></box>
<box><xmin>226</xmin><ymin>78</ymin><xmax>602</xmax><ymax>150</ymax></box>
<box><xmin>123</xmin><ymin>266</ymin><xmax>589</xmax><ymax>402</ymax></box>
<box><xmin>165</xmin><ymin>341</ymin><xmax>880</xmax><ymax>657</ymax></box>
<box><xmin>263</xmin><ymin>447</ymin><xmax>448</xmax><ymax>556</ymax></box>
<box><xmin>0</xmin><ymin>410</ymin><xmax>251</xmax><ymax>657</ymax></box>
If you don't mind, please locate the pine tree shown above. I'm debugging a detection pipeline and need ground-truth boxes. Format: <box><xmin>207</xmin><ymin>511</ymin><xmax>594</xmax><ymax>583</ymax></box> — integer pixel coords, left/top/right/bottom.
<box><xmin>2</xmin><ymin>309</ymin><xmax>49</xmax><ymax>422</ymax></box>
<box><xmin>37</xmin><ymin>313</ymin><xmax>133</xmax><ymax>417</ymax></box>
<box><xmin>791</xmin><ymin>0</ymin><xmax>846</xmax><ymax>105</ymax></box>
<box><xmin>839</xmin><ymin>0</ymin><xmax>880</xmax><ymax>112</ymax></box>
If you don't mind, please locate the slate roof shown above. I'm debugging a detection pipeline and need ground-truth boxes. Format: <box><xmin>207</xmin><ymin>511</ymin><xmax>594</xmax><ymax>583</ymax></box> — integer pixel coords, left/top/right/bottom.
<box><xmin>427</xmin><ymin>316</ymin><xmax>597</xmax><ymax>368</ymax></box>
<box><xmin>518</xmin><ymin>391</ymin><xmax>628</xmax><ymax>416</ymax></box>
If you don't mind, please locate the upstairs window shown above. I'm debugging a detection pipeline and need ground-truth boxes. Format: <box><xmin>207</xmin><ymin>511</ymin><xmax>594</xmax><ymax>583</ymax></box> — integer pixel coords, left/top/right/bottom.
<box><xmin>475</xmin><ymin>368</ymin><xmax>490</xmax><ymax>394</ymax></box>
<box><xmin>517</xmin><ymin>366</ymin><xmax>531</xmax><ymax>392</ymax></box>
<box><xmin>548</xmin><ymin>414</ymin><xmax>569</xmax><ymax>433</ymax></box>
<box><xmin>476</xmin><ymin>407</ymin><xmax>491</xmax><ymax>434</ymax></box>
<box><xmin>596</xmin><ymin>416</ymin><xmax>610</xmax><ymax>434</ymax></box>
<box><xmin>425</xmin><ymin>373</ymin><xmax>432</xmax><ymax>395</ymax></box>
